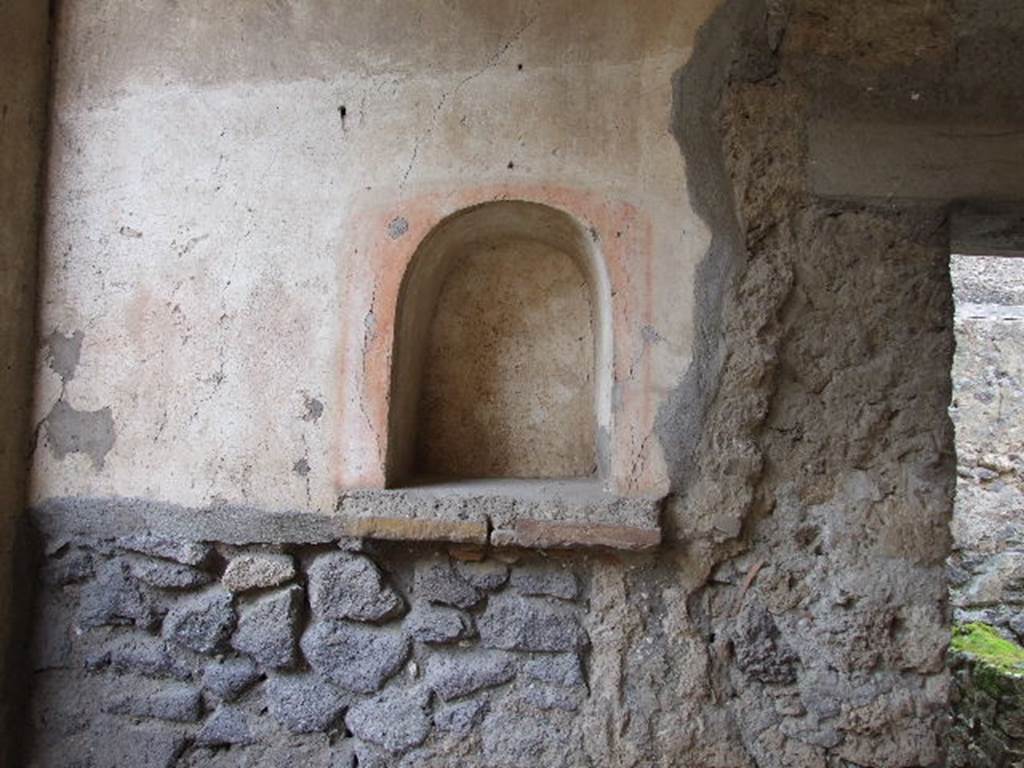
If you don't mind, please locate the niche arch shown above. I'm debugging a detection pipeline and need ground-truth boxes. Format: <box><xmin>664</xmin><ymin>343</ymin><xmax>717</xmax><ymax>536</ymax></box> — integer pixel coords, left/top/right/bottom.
<box><xmin>386</xmin><ymin>200</ymin><xmax>613</xmax><ymax>486</ymax></box>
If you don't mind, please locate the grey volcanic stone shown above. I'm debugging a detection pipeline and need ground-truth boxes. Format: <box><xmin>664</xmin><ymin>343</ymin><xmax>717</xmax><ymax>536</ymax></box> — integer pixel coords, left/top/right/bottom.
<box><xmin>79</xmin><ymin>560</ymin><xmax>160</xmax><ymax>630</ymax></box>
<box><xmin>232</xmin><ymin>585</ymin><xmax>303</xmax><ymax>669</ymax></box>
<box><xmin>301</xmin><ymin>620</ymin><xmax>410</xmax><ymax>694</ymax></box>
<box><xmin>345</xmin><ymin>686</ymin><xmax>432</xmax><ymax>754</ymax></box>
<box><xmin>523</xmin><ymin>683</ymin><xmax>582</xmax><ymax>711</ymax></box>
<box><xmin>265</xmin><ymin>673</ymin><xmax>351</xmax><ymax>733</ymax></box>
<box><xmin>478</xmin><ymin>593</ymin><xmax>588</xmax><ymax>652</ymax></box>
<box><xmin>308</xmin><ymin>551</ymin><xmax>404</xmax><ymax>622</ymax></box>
<box><xmin>511</xmin><ymin>562</ymin><xmax>578</xmax><ymax>600</ymax></box>
<box><xmin>163</xmin><ymin>588</ymin><xmax>236</xmax><ymax>654</ymax></box>
<box><xmin>223</xmin><ymin>552</ymin><xmax>296</xmax><ymax>592</ymax></box>
<box><xmin>196</xmin><ymin>704</ymin><xmax>255</xmax><ymax>746</ymax></box>
<box><xmin>733</xmin><ymin>603</ymin><xmax>799</xmax><ymax>685</ymax></box>
<box><xmin>406</xmin><ymin>603</ymin><xmax>475</xmax><ymax>644</ymax></box>
<box><xmin>414</xmin><ymin>557</ymin><xmax>482</xmax><ymax>608</ymax></box>
<box><xmin>202</xmin><ymin>657</ymin><xmax>261</xmax><ymax>701</ymax></box>
<box><xmin>454</xmin><ymin>560</ymin><xmax>509</xmax><ymax>591</ymax></box>
<box><xmin>87</xmin><ymin>633</ymin><xmax>192</xmax><ymax>680</ymax></box>
<box><xmin>105</xmin><ymin>683</ymin><xmax>203</xmax><ymax>722</ymax></box>
<box><xmin>426</xmin><ymin>650</ymin><xmax>517</xmax><ymax>701</ymax></box>
<box><xmin>522</xmin><ymin>653</ymin><xmax>584</xmax><ymax>686</ymax></box>
<box><xmin>41</xmin><ymin>548</ymin><xmax>94</xmax><ymax>585</ymax></box>
<box><xmin>435</xmin><ymin>699</ymin><xmax>489</xmax><ymax>737</ymax></box>
<box><xmin>126</xmin><ymin>554</ymin><xmax>212</xmax><ymax>589</ymax></box>
<box><xmin>118</xmin><ymin>534</ymin><xmax>212</xmax><ymax>566</ymax></box>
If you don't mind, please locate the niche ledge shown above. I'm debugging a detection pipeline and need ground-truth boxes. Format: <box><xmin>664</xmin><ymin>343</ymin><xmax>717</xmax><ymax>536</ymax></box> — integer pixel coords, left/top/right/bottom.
<box><xmin>337</xmin><ymin>479</ymin><xmax>663</xmax><ymax>551</ymax></box>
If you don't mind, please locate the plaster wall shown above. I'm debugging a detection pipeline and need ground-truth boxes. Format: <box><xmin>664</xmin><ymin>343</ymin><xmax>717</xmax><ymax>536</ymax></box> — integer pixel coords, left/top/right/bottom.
<box><xmin>30</xmin><ymin>0</ymin><xmax>719</xmax><ymax>510</ymax></box>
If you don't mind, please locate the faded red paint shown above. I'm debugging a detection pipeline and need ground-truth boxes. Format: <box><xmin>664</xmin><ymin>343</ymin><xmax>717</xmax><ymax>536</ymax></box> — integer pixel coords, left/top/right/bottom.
<box><xmin>334</xmin><ymin>184</ymin><xmax>662</xmax><ymax>496</ymax></box>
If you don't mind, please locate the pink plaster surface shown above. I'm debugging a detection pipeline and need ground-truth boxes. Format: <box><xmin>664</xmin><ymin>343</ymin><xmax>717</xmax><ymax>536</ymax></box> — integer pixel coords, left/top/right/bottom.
<box><xmin>334</xmin><ymin>184</ymin><xmax>663</xmax><ymax>497</ymax></box>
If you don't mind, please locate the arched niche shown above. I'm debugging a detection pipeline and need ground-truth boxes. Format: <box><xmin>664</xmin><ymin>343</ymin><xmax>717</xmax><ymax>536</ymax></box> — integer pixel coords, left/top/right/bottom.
<box><xmin>386</xmin><ymin>200</ymin><xmax>613</xmax><ymax>486</ymax></box>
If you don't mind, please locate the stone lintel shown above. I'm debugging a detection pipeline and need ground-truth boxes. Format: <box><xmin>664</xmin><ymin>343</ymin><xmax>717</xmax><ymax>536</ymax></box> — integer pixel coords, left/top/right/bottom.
<box><xmin>31</xmin><ymin>482</ymin><xmax>663</xmax><ymax>552</ymax></box>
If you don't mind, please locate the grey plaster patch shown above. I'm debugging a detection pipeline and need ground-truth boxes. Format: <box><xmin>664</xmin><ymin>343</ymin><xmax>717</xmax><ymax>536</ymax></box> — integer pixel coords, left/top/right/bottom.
<box><xmin>86</xmin><ymin>633</ymin><xmax>192</xmax><ymax>681</ymax></box>
<box><xmin>301</xmin><ymin>393</ymin><xmax>324</xmax><ymax>422</ymax></box>
<box><xmin>43</xmin><ymin>399</ymin><xmax>116</xmax><ymax>469</ymax></box>
<box><xmin>45</xmin><ymin>329</ymin><xmax>84</xmax><ymax>382</ymax></box>
<box><xmin>387</xmin><ymin>216</ymin><xmax>409</xmax><ymax>239</ymax></box>
<box><xmin>344</xmin><ymin>686</ymin><xmax>432</xmax><ymax>754</ymax></box>
<box><xmin>521</xmin><ymin>682</ymin><xmax>582</xmax><ymax>712</ymax></box>
<box><xmin>104</xmin><ymin>683</ymin><xmax>203</xmax><ymax>723</ymax></box>
<box><xmin>301</xmin><ymin>620</ymin><xmax>410</xmax><ymax>694</ymax></box>
<box><xmin>521</xmin><ymin>653</ymin><xmax>584</xmax><ymax>687</ymax></box>
<box><xmin>265</xmin><ymin>672</ymin><xmax>351</xmax><ymax>733</ymax></box>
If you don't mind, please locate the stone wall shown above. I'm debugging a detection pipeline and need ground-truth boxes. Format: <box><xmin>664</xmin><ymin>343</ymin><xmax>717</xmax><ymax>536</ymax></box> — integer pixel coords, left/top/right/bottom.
<box><xmin>18</xmin><ymin>1</ymin><xmax>1024</xmax><ymax>766</ymax></box>
<box><xmin>949</xmin><ymin>254</ymin><xmax>1024</xmax><ymax>641</ymax></box>
<box><xmin>28</xmin><ymin>533</ymin><xmax>593</xmax><ymax>767</ymax></box>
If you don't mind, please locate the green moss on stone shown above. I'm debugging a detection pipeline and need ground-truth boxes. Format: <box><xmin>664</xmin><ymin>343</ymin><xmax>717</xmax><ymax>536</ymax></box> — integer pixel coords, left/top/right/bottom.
<box><xmin>953</xmin><ymin>623</ymin><xmax>1024</xmax><ymax>697</ymax></box>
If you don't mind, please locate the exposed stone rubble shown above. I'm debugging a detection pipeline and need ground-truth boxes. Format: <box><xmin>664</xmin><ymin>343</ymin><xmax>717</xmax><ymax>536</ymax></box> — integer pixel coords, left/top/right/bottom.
<box><xmin>26</xmin><ymin>537</ymin><xmax>591</xmax><ymax>765</ymax></box>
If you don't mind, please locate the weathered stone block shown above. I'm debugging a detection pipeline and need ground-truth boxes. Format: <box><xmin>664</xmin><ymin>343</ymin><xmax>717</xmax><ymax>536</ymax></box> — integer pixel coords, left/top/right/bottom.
<box><xmin>223</xmin><ymin>551</ymin><xmax>296</xmax><ymax>592</ymax></box>
<box><xmin>118</xmin><ymin>534</ymin><xmax>213</xmax><ymax>567</ymax></box>
<box><xmin>414</xmin><ymin>556</ymin><xmax>482</xmax><ymax>608</ymax></box>
<box><xmin>265</xmin><ymin>672</ymin><xmax>351</xmax><ymax>733</ymax></box>
<box><xmin>478</xmin><ymin>593</ymin><xmax>588</xmax><ymax>652</ymax></box>
<box><xmin>308</xmin><ymin>551</ymin><xmax>404</xmax><ymax>622</ymax></box>
<box><xmin>196</xmin><ymin>704</ymin><xmax>255</xmax><ymax>746</ymax></box>
<box><xmin>733</xmin><ymin>603</ymin><xmax>799</xmax><ymax>685</ymax></box>
<box><xmin>202</xmin><ymin>657</ymin><xmax>260</xmax><ymax>701</ymax></box>
<box><xmin>344</xmin><ymin>686</ymin><xmax>432</xmax><ymax>754</ymax></box>
<box><xmin>510</xmin><ymin>562</ymin><xmax>578</xmax><ymax>600</ymax></box>
<box><xmin>232</xmin><ymin>584</ymin><xmax>303</xmax><ymax>669</ymax></box>
<box><xmin>78</xmin><ymin>560</ymin><xmax>160</xmax><ymax>630</ymax></box>
<box><xmin>454</xmin><ymin>559</ymin><xmax>509</xmax><ymax>591</ymax></box>
<box><xmin>425</xmin><ymin>650</ymin><xmax>517</xmax><ymax>701</ymax></box>
<box><xmin>125</xmin><ymin>554</ymin><xmax>212</xmax><ymax>590</ymax></box>
<box><xmin>162</xmin><ymin>587</ymin><xmax>236</xmax><ymax>655</ymax></box>
<box><xmin>406</xmin><ymin>603</ymin><xmax>475</xmax><ymax>644</ymax></box>
<box><xmin>301</xmin><ymin>620</ymin><xmax>410</xmax><ymax>694</ymax></box>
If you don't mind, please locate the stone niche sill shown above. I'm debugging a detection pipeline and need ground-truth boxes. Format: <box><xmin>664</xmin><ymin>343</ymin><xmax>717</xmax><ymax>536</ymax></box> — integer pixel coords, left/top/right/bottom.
<box><xmin>338</xmin><ymin>479</ymin><xmax>663</xmax><ymax>551</ymax></box>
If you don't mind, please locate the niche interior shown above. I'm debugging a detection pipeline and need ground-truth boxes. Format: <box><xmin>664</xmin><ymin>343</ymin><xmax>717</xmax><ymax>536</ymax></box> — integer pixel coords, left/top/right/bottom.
<box><xmin>386</xmin><ymin>201</ymin><xmax>613</xmax><ymax>487</ymax></box>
